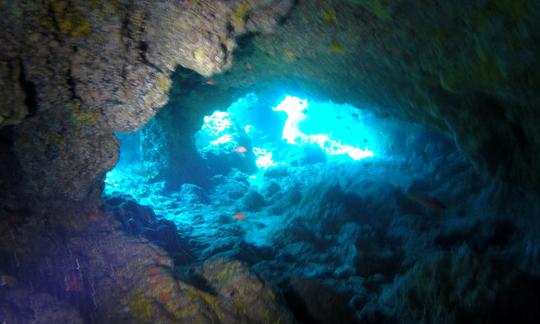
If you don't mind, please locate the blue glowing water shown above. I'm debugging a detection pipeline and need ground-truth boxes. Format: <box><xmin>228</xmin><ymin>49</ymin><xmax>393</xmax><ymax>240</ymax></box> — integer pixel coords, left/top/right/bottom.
<box><xmin>272</xmin><ymin>95</ymin><xmax>375</xmax><ymax>160</ymax></box>
<box><xmin>105</xmin><ymin>93</ymin><xmax>413</xmax><ymax>200</ymax></box>
<box><xmin>194</xmin><ymin>94</ymin><xmax>378</xmax><ymax>171</ymax></box>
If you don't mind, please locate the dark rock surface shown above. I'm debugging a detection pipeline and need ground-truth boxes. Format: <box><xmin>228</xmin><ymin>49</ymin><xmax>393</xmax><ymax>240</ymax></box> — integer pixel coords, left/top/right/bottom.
<box><xmin>0</xmin><ymin>202</ymin><xmax>293</xmax><ymax>323</ymax></box>
<box><xmin>377</xmin><ymin>248</ymin><xmax>540</xmax><ymax>324</ymax></box>
<box><xmin>153</xmin><ymin>0</ymin><xmax>540</xmax><ymax>193</ymax></box>
<box><xmin>0</xmin><ymin>0</ymin><xmax>292</xmax><ymax>204</ymax></box>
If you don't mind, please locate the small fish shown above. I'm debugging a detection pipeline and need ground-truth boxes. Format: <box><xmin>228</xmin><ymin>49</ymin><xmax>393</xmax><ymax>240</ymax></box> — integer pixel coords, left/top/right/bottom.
<box><xmin>206</xmin><ymin>79</ymin><xmax>216</xmax><ymax>86</ymax></box>
<box><xmin>0</xmin><ymin>274</ymin><xmax>17</xmax><ymax>287</ymax></box>
<box><xmin>233</xmin><ymin>213</ymin><xmax>247</xmax><ymax>220</ymax></box>
<box><xmin>233</xmin><ymin>146</ymin><xmax>247</xmax><ymax>153</ymax></box>
<box><xmin>406</xmin><ymin>192</ymin><xmax>447</xmax><ymax>212</ymax></box>
<box><xmin>246</xmin><ymin>62</ymin><xmax>253</xmax><ymax>70</ymax></box>
<box><xmin>146</xmin><ymin>267</ymin><xmax>161</xmax><ymax>276</ymax></box>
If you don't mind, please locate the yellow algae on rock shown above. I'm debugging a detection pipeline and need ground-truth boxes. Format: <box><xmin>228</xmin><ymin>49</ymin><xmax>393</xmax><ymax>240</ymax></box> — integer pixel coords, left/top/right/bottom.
<box><xmin>50</xmin><ymin>1</ymin><xmax>91</xmax><ymax>37</ymax></box>
<box><xmin>321</xmin><ymin>8</ymin><xmax>337</xmax><ymax>24</ymax></box>
<box><xmin>126</xmin><ymin>292</ymin><xmax>153</xmax><ymax>323</ymax></box>
<box><xmin>155</xmin><ymin>74</ymin><xmax>172</xmax><ymax>93</ymax></box>
<box><xmin>231</xmin><ymin>3</ymin><xmax>251</xmax><ymax>31</ymax></box>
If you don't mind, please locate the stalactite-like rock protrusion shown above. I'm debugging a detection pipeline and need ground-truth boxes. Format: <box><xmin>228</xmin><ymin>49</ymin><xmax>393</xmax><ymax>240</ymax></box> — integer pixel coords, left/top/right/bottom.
<box><xmin>0</xmin><ymin>0</ymin><xmax>292</xmax><ymax>203</ymax></box>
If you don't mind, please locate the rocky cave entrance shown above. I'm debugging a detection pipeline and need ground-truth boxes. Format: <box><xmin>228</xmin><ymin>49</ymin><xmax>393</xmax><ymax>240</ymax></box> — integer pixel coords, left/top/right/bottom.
<box><xmin>4</xmin><ymin>0</ymin><xmax>540</xmax><ymax>322</ymax></box>
<box><xmin>100</xmin><ymin>77</ymin><xmax>495</xmax><ymax>321</ymax></box>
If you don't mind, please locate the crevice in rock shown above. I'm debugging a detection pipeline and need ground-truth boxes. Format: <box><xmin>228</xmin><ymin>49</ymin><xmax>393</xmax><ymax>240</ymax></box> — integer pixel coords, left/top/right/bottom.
<box><xmin>276</xmin><ymin>0</ymin><xmax>299</xmax><ymax>26</ymax></box>
<box><xmin>182</xmin><ymin>271</ymin><xmax>218</xmax><ymax>296</ymax></box>
<box><xmin>138</xmin><ymin>41</ymin><xmax>165</xmax><ymax>74</ymax></box>
<box><xmin>235</xmin><ymin>33</ymin><xmax>257</xmax><ymax>57</ymax></box>
<box><xmin>66</xmin><ymin>67</ymin><xmax>83</xmax><ymax>103</ymax></box>
<box><xmin>282</xmin><ymin>286</ymin><xmax>325</xmax><ymax>324</ymax></box>
<box><xmin>18</xmin><ymin>60</ymin><xmax>38</xmax><ymax>117</ymax></box>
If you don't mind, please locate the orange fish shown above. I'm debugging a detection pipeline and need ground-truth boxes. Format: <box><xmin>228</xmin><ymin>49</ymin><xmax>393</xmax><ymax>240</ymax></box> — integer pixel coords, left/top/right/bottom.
<box><xmin>233</xmin><ymin>146</ymin><xmax>247</xmax><ymax>153</ymax></box>
<box><xmin>406</xmin><ymin>192</ymin><xmax>447</xmax><ymax>212</ymax></box>
<box><xmin>147</xmin><ymin>267</ymin><xmax>161</xmax><ymax>276</ymax></box>
<box><xmin>233</xmin><ymin>213</ymin><xmax>247</xmax><ymax>220</ymax></box>
<box><xmin>206</xmin><ymin>79</ymin><xmax>216</xmax><ymax>85</ymax></box>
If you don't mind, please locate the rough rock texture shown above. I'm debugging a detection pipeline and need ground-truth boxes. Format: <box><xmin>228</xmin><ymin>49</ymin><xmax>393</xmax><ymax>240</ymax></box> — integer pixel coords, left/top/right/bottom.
<box><xmin>153</xmin><ymin>0</ymin><xmax>540</xmax><ymax>193</ymax></box>
<box><xmin>105</xmin><ymin>195</ymin><xmax>194</xmax><ymax>264</ymax></box>
<box><xmin>0</xmin><ymin>288</ymin><xmax>84</xmax><ymax>323</ymax></box>
<box><xmin>0</xmin><ymin>202</ymin><xmax>293</xmax><ymax>323</ymax></box>
<box><xmin>377</xmin><ymin>248</ymin><xmax>540</xmax><ymax>323</ymax></box>
<box><xmin>284</xmin><ymin>278</ymin><xmax>359</xmax><ymax>324</ymax></box>
<box><xmin>2</xmin><ymin>0</ymin><xmax>539</xmax><ymax>206</ymax></box>
<box><xmin>194</xmin><ymin>258</ymin><xmax>294</xmax><ymax>324</ymax></box>
<box><xmin>2</xmin><ymin>0</ymin><xmax>540</xmax><ymax>322</ymax></box>
<box><xmin>1</xmin><ymin>2</ymin><xmax>294</xmax><ymax>321</ymax></box>
<box><xmin>0</xmin><ymin>0</ymin><xmax>292</xmax><ymax>204</ymax></box>
<box><xmin>0</xmin><ymin>59</ymin><xmax>28</xmax><ymax>128</ymax></box>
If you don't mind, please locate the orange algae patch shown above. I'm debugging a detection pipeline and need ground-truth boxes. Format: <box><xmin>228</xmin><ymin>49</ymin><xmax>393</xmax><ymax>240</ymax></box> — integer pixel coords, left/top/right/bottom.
<box><xmin>146</xmin><ymin>267</ymin><xmax>161</xmax><ymax>276</ymax></box>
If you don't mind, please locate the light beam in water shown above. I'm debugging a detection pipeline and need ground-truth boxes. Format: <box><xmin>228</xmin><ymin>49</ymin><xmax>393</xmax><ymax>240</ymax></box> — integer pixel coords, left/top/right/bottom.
<box><xmin>272</xmin><ymin>95</ymin><xmax>374</xmax><ymax>160</ymax></box>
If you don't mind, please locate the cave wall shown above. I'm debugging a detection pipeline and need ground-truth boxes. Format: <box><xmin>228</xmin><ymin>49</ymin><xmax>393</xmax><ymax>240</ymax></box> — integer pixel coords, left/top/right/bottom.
<box><xmin>1</xmin><ymin>0</ymin><xmax>540</xmax><ymax>205</ymax></box>
<box><xmin>1</xmin><ymin>1</ymin><xmax>540</xmax><ymax>322</ymax></box>
<box><xmin>153</xmin><ymin>0</ymin><xmax>540</xmax><ymax>194</ymax></box>
<box><xmin>0</xmin><ymin>1</ymin><xmax>296</xmax><ymax>321</ymax></box>
<box><xmin>0</xmin><ymin>0</ymin><xmax>292</xmax><ymax>206</ymax></box>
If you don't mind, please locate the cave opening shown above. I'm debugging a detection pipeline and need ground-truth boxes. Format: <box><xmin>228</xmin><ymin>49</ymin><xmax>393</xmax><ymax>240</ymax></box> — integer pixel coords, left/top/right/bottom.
<box><xmin>104</xmin><ymin>89</ymin><xmax>460</xmax><ymax>227</ymax></box>
<box><xmin>101</xmin><ymin>84</ymin><xmax>488</xmax><ymax>316</ymax></box>
<box><xmin>4</xmin><ymin>1</ymin><xmax>540</xmax><ymax>322</ymax></box>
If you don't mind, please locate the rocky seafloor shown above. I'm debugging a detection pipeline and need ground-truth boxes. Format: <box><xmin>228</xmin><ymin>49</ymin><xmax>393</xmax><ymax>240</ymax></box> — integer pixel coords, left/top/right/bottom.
<box><xmin>102</xmin><ymin>111</ymin><xmax>540</xmax><ymax>323</ymax></box>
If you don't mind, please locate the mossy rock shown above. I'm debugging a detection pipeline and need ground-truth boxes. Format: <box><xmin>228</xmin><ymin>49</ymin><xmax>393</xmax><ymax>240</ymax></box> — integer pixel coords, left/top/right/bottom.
<box><xmin>231</xmin><ymin>3</ymin><xmax>251</xmax><ymax>31</ymax></box>
<box><xmin>126</xmin><ymin>291</ymin><xmax>154</xmax><ymax>323</ymax></box>
<box><xmin>352</xmin><ymin>0</ymin><xmax>393</xmax><ymax>21</ymax></box>
<box><xmin>440</xmin><ymin>48</ymin><xmax>506</xmax><ymax>93</ymax></box>
<box><xmin>156</xmin><ymin>74</ymin><xmax>172</xmax><ymax>93</ymax></box>
<box><xmin>50</xmin><ymin>1</ymin><xmax>91</xmax><ymax>37</ymax></box>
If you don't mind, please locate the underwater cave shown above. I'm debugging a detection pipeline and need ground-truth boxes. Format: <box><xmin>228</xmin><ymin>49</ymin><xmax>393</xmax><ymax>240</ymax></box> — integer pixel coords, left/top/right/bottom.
<box><xmin>2</xmin><ymin>1</ymin><xmax>540</xmax><ymax>323</ymax></box>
